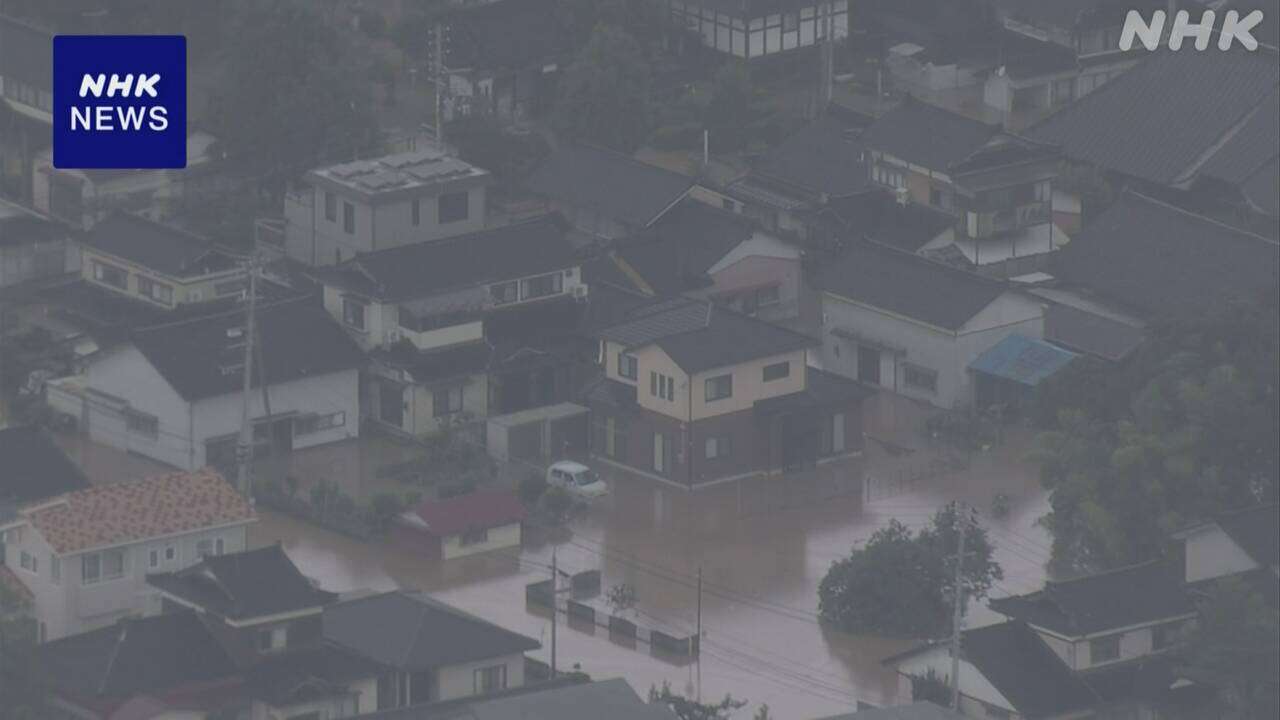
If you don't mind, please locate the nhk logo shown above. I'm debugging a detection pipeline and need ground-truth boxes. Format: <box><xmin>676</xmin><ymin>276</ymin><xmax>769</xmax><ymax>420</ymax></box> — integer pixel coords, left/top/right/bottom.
<box><xmin>53</xmin><ymin>35</ymin><xmax>186</xmax><ymax>169</ymax></box>
<box><xmin>1119</xmin><ymin>8</ymin><xmax>1265</xmax><ymax>51</ymax></box>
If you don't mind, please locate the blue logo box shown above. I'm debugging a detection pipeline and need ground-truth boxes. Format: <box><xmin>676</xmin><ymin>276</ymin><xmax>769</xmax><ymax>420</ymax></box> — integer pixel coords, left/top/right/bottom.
<box><xmin>53</xmin><ymin>35</ymin><xmax>186</xmax><ymax>169</ymax></box>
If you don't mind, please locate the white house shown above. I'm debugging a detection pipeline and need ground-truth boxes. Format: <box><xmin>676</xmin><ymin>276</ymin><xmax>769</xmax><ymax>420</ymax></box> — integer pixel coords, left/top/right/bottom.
<box><xmin>280</xmin><ymin>147</ymin><xmax>492</xmax><ymax>266</ymax></box>
<box><xmin>0</xmin><ymin>469</ymin><xmax>255</xmax><ymax>641</ymax></box>
<box><xmin>816</xmin><ymin>241</ymin><xmax>1044</xmax><ymax>409</ymax></box>
<box><xmin>1173</xmin><ymin>503</ymin><xmax>1279</xmax><ymax>584</ymax></box>
<box><xmin>667</xmin><ymin>0</ymin><xmax>849</xmax><ymax>60</ymax></box>
<box><xmin>46</xmin><ymin>297</ymin><xmax>364</xmax><ymax>472</ymax></box>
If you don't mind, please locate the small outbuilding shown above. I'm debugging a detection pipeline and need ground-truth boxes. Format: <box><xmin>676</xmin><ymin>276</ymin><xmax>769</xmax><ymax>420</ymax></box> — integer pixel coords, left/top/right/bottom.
<box><xmin>394</xmin><ymin>489</ymin><xmax>525</xmax><ymax>560</ymax></box>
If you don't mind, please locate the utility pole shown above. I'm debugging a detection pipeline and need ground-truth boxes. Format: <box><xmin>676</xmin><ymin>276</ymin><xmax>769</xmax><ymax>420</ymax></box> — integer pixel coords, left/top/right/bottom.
<box><xmin>949</xmin><ymin>503</ymin><xmax>969</xmax><ymax>711</ymax></box>
<box><xmin>235</xmin><ymin>257</ymin><xmax>260</xmax><ymax>498</ymax></box>
<box><xmin>433</xmin><ymin>21</ymin><xmax>447</xmax><ymax>147</ymax></box>
<box><xmin>696</xmin><ymin>565</ymin><xmax>703</xmax><ymax>702</ymax></box>
<box><xmin>549</xmin><ymin>547</ymin><xmax>558</xmax><ymax>679</ymax></box>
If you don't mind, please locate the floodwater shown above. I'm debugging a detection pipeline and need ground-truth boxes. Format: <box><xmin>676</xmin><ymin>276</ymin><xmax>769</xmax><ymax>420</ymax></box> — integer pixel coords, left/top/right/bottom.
<box><xmin>249</xmin><ymin>392</ymin><xmax>1055</xmax><ymax>718</ymax></box>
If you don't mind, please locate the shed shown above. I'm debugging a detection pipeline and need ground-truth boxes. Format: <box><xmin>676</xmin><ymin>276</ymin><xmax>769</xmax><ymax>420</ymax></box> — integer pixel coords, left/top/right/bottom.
<box><xmin>395</xmin><ymin>490</ymin><xmax>526</xmax><ymax>560</ymax></box>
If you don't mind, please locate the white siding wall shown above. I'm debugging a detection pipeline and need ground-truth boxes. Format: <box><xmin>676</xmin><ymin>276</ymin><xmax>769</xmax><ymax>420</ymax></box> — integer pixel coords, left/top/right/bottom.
<box><xmin>441</xmin><ymin>523</ymin><xmax>522</xmax><ymax>560</ymax></box>
<box><xmin>85</xmin><ymin>345</ymin><xmax>195</xmax><ymax>469</ymax></box>
<box><xmin>435</xmin><ymin>652</ymin><xmax>526</xmax><ymax>701</ymax></box>
<box><xmin>896</xmin><ymin>647</ymin><xmax>1016</xmax><ymax>713</ymax></box>
<box><xmin>1183</xmin><ymin>525</ymin><xmax>1259</xmax><ymax>583</ymax></box>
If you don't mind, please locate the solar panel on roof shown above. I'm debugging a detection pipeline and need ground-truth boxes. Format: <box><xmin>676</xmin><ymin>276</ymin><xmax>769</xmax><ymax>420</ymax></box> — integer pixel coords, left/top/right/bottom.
<box><xmin>355</xmin><ymin>170</ymin><xmax>410</xmax><ymax>190</ymax></box>
<box><xmin>383</xmin><ymin>149</ymin><xmax>442</xmax><ymax>168</ymax></box>
<box><xmin>329</xmin><ymin>161</ymin><xmax>378</xmax><ymax>179</ymax></box>
<box><xmin>405</xmin><ymin>158</ymin><xmax>472</xmax><ymax>181</ymax></box>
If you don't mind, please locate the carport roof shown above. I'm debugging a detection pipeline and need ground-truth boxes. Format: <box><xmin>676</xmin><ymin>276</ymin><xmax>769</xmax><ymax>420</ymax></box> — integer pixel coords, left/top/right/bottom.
<box><xmin>969</xmin><ymin>334</ymin><xmax>1076</xmax><ymax>386</ymax></box>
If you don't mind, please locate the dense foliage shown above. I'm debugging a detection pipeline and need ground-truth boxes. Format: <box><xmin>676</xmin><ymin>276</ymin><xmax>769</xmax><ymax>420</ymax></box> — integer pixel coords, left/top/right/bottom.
<box><xmin>1031</xmin><ymin>293</ymin><xmax>1279</xmax><ymax>573</ymax></box>
<box><xmin>649</xmin><ymin>682</ymin><xmax>747</xmax><ymax>720</ymax></box>
<box><xmin>552</xmin><ymin>24</ymin><xmax>653</xmax><ymax>151</ymax></box>
<box><xmin>818</xmin><ymin>504</ymin><xmax>1002</xmax><ymax>637</ymax></box>
<box><xmin>1177</xmin><ymin>577</ymin><xmax>1280</xmax><ymax>719</ymax></box>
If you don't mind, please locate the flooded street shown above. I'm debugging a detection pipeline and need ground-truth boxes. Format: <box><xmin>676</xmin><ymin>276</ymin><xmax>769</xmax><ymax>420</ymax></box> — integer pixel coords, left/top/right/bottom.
<box><xmin>249</xmin><ymin>393</ymin><xmax>1055</xmax><ymax>718</ymax></box>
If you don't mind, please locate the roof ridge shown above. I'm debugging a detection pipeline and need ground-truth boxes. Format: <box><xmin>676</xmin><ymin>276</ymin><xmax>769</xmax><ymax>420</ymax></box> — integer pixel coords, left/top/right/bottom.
<box><xmin>131</xmin><ymin>294</ymin><xmax>311</xmax><ymax>335</ymax></box>
<box><xmin>1122</xmin><ymin>189</ymin><xmax>1280</xmax><ymax>246</ymax></box>
<box><xmin>1046</xmin><ymin>557</ymin><xmax>1167</xmax><ymax>588</ymax></box>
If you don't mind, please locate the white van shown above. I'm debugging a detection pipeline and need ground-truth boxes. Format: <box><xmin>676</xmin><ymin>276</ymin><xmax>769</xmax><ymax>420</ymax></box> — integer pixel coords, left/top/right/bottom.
<box><xmin>546</xmin><ymin>460</ymin><xmax>609</xmax><ymax>499</ymax></box>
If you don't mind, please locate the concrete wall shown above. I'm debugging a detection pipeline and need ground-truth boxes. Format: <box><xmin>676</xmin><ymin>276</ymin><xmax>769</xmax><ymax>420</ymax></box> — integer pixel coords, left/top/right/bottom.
<box><xmin>1183</xmin><ymin>525</ymin><xmax>1259</xmax><ymax>583</ymax></box>
<box><xmin>441</xmin><ymin>523</ymin><xmax>521</xmax><ymax>560</ymax></box>
<box><xmin>435</xmin><ymin>652</ymin><xmax>526</xmax><ymax>701</ymax></box>
<box><xmin>821</xmin><ymin>291</ymin><xmax>1044</xmax><ymax>409</ymax></box>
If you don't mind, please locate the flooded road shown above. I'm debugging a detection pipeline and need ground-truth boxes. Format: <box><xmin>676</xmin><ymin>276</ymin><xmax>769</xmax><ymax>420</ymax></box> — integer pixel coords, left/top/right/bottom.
<box><xmin>250</xmin><ymin>393</ymin><xmax>1054</xmax><ymax>718</ymax></box>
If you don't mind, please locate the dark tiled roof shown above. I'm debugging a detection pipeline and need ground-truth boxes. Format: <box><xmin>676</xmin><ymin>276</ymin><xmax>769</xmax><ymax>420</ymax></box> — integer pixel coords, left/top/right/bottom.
<box><xmin>130</xmin><ymin>298</ymin><xmax>365</xmax><ymax>402</ymax></box>
<box><xmin>525</xmin><ymin>145</ymin><xmax>693</xmax><ymax>228</ymax></box>
<box><xmin>408</xmin><ymin>490</ymin><xmax>526</xmax><ymax>537</ymax></box>
<box><xmin>1215</xmin><ymin>503</ymin><xmax>1280</xmax><ymax>567</ymax></box>
<box><xmin>615</xmin><ymin>200</ymin><xmax>754</xmax><ymax>295</ymax></box>
<box><xmin>960</xmin><ymin>621</ymin><xmax>1098</xmax><ymax>718</ymax></box>
<box><xmin>0</xmin><ymin>426</ymin><xmax>90</xmax><ymax>515</ymax></box>
<box><xmin>321</xmin><ymin>215</ymin><xmax>578</xmax><ymax>302</ymax></box>
<box><xmin>147</xmin><ymin>545</ymin><xmax>337</xmax><ymax>621</ymax></box>
<box><xmin>858</xmin><ymin>97</ymin><xmax>999</xmax><ymax>171</ymax></box>
<box><xmin>1052</xmin><ymin>191</ymin><xmax>1280</xmax><ymax>318</ymax></box>
<box><xmin>83</xmin><ymin>213</ymin><xmax>239</xmax><ymax>278</ymax></box>
<box><xmin>754</xmin><ymin>114</ymin><xmax>870</xmax><ymax>196</ymax></box>
<box><xmin>1028</xmin><ymin>47</ymin><xmax>1280</xmax><ymax>187</ymax></box>
<box><xmin>989</xmin><ymin>560</ymin><xmax>1195</xmax><ymax>637</ymax></box>
<box><xmin>822</xmin><ymin>190</ymin><xmax>956</xmax><ymax>251</ymax></box>
<box><xmin>755</xmin><ymin>366</ymin><xmax>874</xmax><ymax>416</ymax></box>
<box><xmin>324</xmin><ymin>591</ymin><xmax>539</xmax><ymax>671</ymax></box>
<box><xmin>818</xmin><ymin>241</ymin><xmax>1008</xmax><ymax>330</ymax></box>
<box><xmin>445</xmin><ymin>0</ymin><xmax>572</xmax><ymax>70</ymax></box>
<box><xmin>245</xmin><ymin>643</ymin><xmax>382</xmax><ymax>705</ymax></box>
<box><xmin>350</xmin><ymin>678</ymin><xmax>677</xmax><ymax>720</ymax></box>
<box><xmin>815</xmin><ymin>701</ymin><xmax>965</xmax><ymax>720</ymax></box>
<box><xmin>39</xmin><ymin>610</ymin><xmax>239</xmax><ymax>700</ymax></box>
<box><xmin>598</xmin><ymin>298</ymin><xmax>815</xmax><ymax>374</ymax></box>
<box><xmin>0</xmin><ymin>14</ymin><xmax>52</xmax><ymax>89</ymax></box>
<box><xmin>377</xmin><ymin>340</ymin><xmax>493</xmax><ymax>384</ymax></box>
<box><xmin>1042</xmin><ymin>302</ymin><xmax>1146</xmax><ymax>362</ymax></box>
<box><xmin>0</xmin><ymin>204</ymin><xmax>62</xmax><ymax>247</ymax></box>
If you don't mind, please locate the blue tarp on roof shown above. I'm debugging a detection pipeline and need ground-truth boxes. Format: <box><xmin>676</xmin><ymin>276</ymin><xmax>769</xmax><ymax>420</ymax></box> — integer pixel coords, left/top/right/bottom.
<box><xmin>970</xmin><ymin>334</ymin><xmax>1076</xmax><ymax>387</ymax></box>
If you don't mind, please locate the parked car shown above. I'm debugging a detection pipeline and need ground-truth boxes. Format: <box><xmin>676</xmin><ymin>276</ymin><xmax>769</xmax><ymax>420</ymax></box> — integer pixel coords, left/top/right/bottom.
<box><xmin>546</xmin><ymin>460</ymin><xmax>609</xmax><ymax>499</ymax></box>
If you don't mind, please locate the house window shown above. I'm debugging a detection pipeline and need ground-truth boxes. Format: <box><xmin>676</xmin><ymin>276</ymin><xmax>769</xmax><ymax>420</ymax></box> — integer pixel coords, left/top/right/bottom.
<box><xmin>490</xmin><ymin>281</ymin><xmax>518</xmax><ymax>305</ymax></box>
<box><xmin>704</xmin><ymin>435</ymin><xmax>731</xmax><ymax>459</ymax></box>
<box><xmin>324</xmin><ymin>191</ymin><xmax>337</xmax><ymax>221</ymax></box>
<box><xmin>50</xmin><ymin>555</ymin><xmax>60</xmax><ymax>584</ymax></box>
<box><xmin>762</xmin><ymin>361</ymin><xmax>790</xmax><ymax>382</ymax></box>
<box><xmin>521</xmin><ymin>272</ymin><xmax>563</xmax><ymax>300</ymax></box>
<box><xmin>433</xmin><ymin>385</ymin><xmax>464</xmax><ymax>417</ymax></box>
<box><xmin>741</xmin><ymin>285</ymin><xmax>780</xmax><ymax>314</ymax></box>
<box><xmin>19</xmin><ymin>551</ymin><xmax>37</xmax><ymax>574</ymax></box>
<box><xmin>617</xmin><ymin>353</ymin><xmax>638</xmax><ymax>380</ymax></box>
<box><xmin>473</xmin><ymin>664</ymin><xmax>507</xmax><ymax>693</ymax></box>
<box><xmin>705</xmin><ymin>374</ymin><xmax>733</xmax><ymax>402</ymax></box>
<box><xmin>343</xmin><ymin>201</ymin><xmax>355</xmax><ymax>234</ymax></box>
<box><xmin>215</xmin><ymin>279</ymin><xmax>246</xmax><ymax>297</ymax></box>
<box><xmin>872</xmin><ymin>164</ymin><xmax>905</xmax><ymax>189</ymax></box>
<box><xmin>93</xmin><ymin>261</ymin><xmax>128</xmax><ymax>289</ymax></box>
<box><xmin>460</xmin><ymin>528</ymin><xmax>490</xmax><ymax>546</ymax></box>
<box><xmin>295</xmin><ymin>411</ymin><xmax>345</xmax><ymax>435</ymax></box>
<box><xmin>650</xmin><ymin>372</ymin><xmax>675</xmax><ymax>401</ymax></box>
<box><xmin>1152</xmin><ymin>622</ymin><xmax>1181</xmax><ymax>650</ymax></box>
<box><xmin>149</xmin><ymin>549</ymin><xmax>160</xmax><ymax>569</ymax></box>
<box><xmin>903</xmin><ymin>363</ymin><xmax>938</xmax><ymax>394</ymax></box>
<box><xmin>165</xmin><ymin>545</ymin><xmax>177</xmax><ymax>562</ymax></box>
<box><xmin>126</xmin><ymin>410</ymin><xmax>160</xmax><ymax>439</ymax></box>
<box><xmin>82</xmin><ymin>548</ymin><xmax>126</xmax><ymax>585</ymax></box>
<box><xmin>411</xmin><ymin>198</ymin><xmax>421</xmax><ymax>226</ymax></box>
<box><xmin>1090</xmin><ymin>634</ymin><xmax>1121</xmax><ymax>663</ymax></box>
<box><xmin>136</xmin><ymin>276</ymin><xmax>173</xmax><ymax>305</ymax></box>
<box><xmin>342</xmin><ymin>297</ymin><xmax>366</xmax><ymax>330</ymax></box>
<box><xmin>438</xmin><ymin>191</ymin><xmax>469</xmax><ymax>224</ymax></box>
<box><xmin>196</xmin><ymin>538</ymin><xmax>225</xmax><ymax>559</ymax></box>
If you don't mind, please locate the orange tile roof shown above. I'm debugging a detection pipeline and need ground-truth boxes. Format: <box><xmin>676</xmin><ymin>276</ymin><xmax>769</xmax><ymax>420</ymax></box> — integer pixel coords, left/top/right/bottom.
<box><xmin>26</xmin><ymin>469</ymin><xmax>255</xmax><ymax>555</ymax></box>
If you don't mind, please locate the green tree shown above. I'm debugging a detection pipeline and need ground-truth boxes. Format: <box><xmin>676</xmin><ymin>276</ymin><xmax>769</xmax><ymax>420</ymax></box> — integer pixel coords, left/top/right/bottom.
<box><xmin>649</xmin><ymin>682</ymin><xmax>747</xmax><ymax>720</ymax></box>
<box><xmin>208</xmin><ymin>0</ymin><xmax>380</xmax><ymax>201</ymax></box>
<box><xmin>0</xmin><ymin>584</ymin><xmax>49</xmax><ymax>718</ymax></box>
<box><xmin>701</xmin><ymin>62</ymin><xmax>771</xmax><ymax>154</ymax></box>
<box><xmin>818</xmin><ymin>504</ymin><xmax>1001</xmax><ymax>638</ymax></box>
<box><xmin>1177</xmin><ymin>577</ymin><xmax>1280</xmax><ymax>719</ymax></box>
<box><xmin>552</xmin><ymin>24</ymin><xmax>652</xmax><ymax>152</ymax></box>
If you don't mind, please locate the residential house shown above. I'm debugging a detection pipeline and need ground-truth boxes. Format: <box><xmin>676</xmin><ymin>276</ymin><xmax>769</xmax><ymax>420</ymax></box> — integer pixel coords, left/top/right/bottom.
<box><xmin>323</xmin><ymin>590</ymin><xmax>541</xmax><ymax>708</ymax></box>
<box><xmin>1172</xmin><ymin>503</ymin><xmax>1278</xmax><ymax>585</ymax></box>
<box><xmin>816</xmin><ymin>701</ymin><xmax>967</xmax><ymax>720</ymax></box>
<box><xmin>79</xmin><ymin>212</ymin><xmax>248</xmax><ymax>309</ymax></box>
<box><xmin>314</xmin><ymin>214</ymin><xmax>588</xmax><ymax>438</ymax></box>
<box><xmin>665</xmin><ymin>1</ymin><xmax>849</xmax><ymax>60</ymax></box>
<box><xmin>349</xmin><ymin>677</ymin><xmax>680</xmax><ymax>719</ymax></box>
<box><xmin>726</xmin><ymin>107</ymin><xmax>872</xmax><ymax>243</ymax></box>
<box><xmin>0</xmin><ymin>468</ymin><xmax>255</xmax><ymax>641</ymax></box>
<box><xmin>32</xmin><ymin>131</ymin><xmax>222</xmax><ymax>230</ymax></box>
<box><xmin>0</xmin><ymin>13</ymin><xmax>52</xmax><ymax>204</ymax></box>
<box><xmin>1050</xmin><ymin>191</ymin><xmax>1280</xmax><ymax>321</ymax></box>
<box><xmin>442</xmin><ymin>0</ymin><xmax>573</xmax><ymax>124</ymax></box>
<box><xmin>524</xmin><ymin>144</ymin><xmax>693</xmax><ymax>241</ymax></box>
<box><xmin>280</xmin><ymin>148</ymin><xmax>492</xmax><ymax>266</ymax></box>
<box><xmin>983</xmin><ymin>0</ymin><xmax>1172</xmax><ymax>127</ymax></box>
<box><xmin>1028</xmin><ymin>45</ymin><xmax>1280</xmax><ymax>233</ymax></box>
<box><xmin>45</xmin><ymin>298</ymin><xmax>364</xmax><ymax>472</ymax></box>
<box><xmin>606</xmin><ymin>199</ymin><xmax>805</xmax><ymax>325</ymax></box>
<box><xmin>858</xmin><ymin>97</ymin><xmax>1070</xmax><ymax>276</ymax></box>
<box><xmin>393</xmin><ymin>490</ymin><xmax>526</xmax><ymax>561</ymax></box>
<box><xmin>816</xmin><ymin>241</ymin><xmax>1045</xmax><ymax>409</ymax></box>
<box><xmin>588</xmin><ymin>297</ymin><xmax>869</xmax><ymax>486</ymax></box>
<box><xmin>0</xmin><ymin>198</ymin><xmax>76</xmax><ymax>288</ymax></box>
<box><xmin>818</xmin><ymin>188</ymin><xmax>958</xmax><ymax>256</ymax></box>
